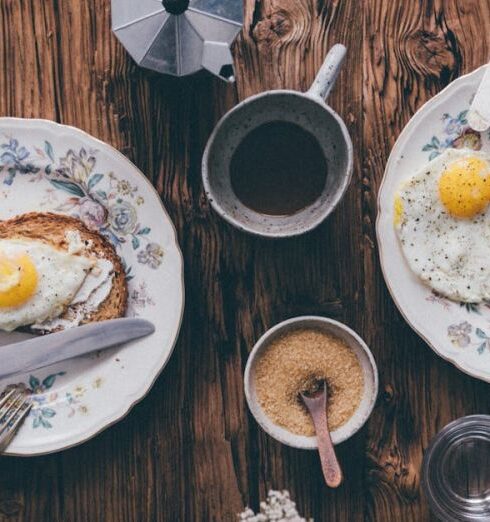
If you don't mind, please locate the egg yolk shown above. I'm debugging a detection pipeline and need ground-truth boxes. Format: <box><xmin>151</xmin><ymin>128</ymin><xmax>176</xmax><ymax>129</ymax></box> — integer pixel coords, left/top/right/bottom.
<box><xmin>439</xmin><ymin>158</ymin><xmax>490</xmax><ymax>218</ymax></box>
<box><xmin>0</xmin><ymin>254</ymin><xmax>38</xmax><ymax>308</ymax></box>
<box><xmin>394</xmin><ymin>195</ymin><xmax>404</xmax><ymax>226</ymax></box>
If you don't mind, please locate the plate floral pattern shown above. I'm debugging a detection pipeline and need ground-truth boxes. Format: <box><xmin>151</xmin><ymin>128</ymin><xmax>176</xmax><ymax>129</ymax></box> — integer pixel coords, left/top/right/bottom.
<box><xmin>1</xmin><ymin>138</ymin><xmax>163</xmax><ymax>272</ymax></box>
<box><xmin>0</xmin><ymin>118</ymin><xmax>184</xmax><ymax>455</ymax></box>
<box><xmin>377</xmin><ymin>65</ymin><xmax>490</xmax><ymax>382</ymax></box>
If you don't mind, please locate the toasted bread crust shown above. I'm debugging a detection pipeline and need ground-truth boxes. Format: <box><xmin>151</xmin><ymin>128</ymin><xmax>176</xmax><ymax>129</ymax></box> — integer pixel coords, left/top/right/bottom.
<box><xmin>0</xmin><ymin>212</ymin><xmax>128</xmax><ymax>327</ymax></box>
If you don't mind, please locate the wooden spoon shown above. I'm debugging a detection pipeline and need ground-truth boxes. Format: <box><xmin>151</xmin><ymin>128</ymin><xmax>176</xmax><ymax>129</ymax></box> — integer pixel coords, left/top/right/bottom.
<box><xmin>299</xmin><ymin>379</ymin><xmax>343</xmax><ymax>488</ymax></box>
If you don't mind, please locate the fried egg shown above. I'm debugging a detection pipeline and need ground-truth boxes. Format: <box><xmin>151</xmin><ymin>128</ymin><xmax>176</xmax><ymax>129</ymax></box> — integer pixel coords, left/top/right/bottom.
<box><xmin>0</xmin><ymin>238</ymin><xmax>95</xmax><ymax>331</ymax></box>
<box><xmin>394</xmin><ymin>148</ymin><xmax>490</xmax><ymax>303</ymax></box>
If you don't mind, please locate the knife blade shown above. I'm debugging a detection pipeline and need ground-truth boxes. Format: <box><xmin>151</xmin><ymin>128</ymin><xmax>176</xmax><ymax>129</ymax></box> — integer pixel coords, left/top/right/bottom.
<box><xmin>468</xmin><ymin>64</ymin><xmax>490</xmax><ymax>132</ymax></box>
<box><xmin>0</xmin><ymin>318</ymin><xmax>155</xmax><ymax>379</ymax></box>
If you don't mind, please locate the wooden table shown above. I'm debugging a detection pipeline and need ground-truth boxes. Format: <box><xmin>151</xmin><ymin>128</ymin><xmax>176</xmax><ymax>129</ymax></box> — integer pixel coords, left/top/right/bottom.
<box><xmin>1</xmin><ymin>1</ymin><xmax>490</xmax><ymax>520</ymax></box>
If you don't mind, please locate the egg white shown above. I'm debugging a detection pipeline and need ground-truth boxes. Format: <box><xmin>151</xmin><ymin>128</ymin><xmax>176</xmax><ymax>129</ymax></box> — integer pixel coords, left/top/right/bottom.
<box><xmin>32</xmin><ymin>257</ymin><xmax>114</xmax><ymax>332</ymax></box>
<box><xmin>395</xmin><ymin>148</ymin><xmax>490</xmax><ymax>303</ymax></box>
<box><xmin>0</xmin><ymin>238</ymin><xmax>95</xmax><ymax>331</ymax></box>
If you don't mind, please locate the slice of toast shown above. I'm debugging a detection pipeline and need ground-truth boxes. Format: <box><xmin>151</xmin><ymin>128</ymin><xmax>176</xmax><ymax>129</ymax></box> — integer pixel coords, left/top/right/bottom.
<box><xmin>0</xmin><ymin>212</ymin><xmax>128</xmax><ymax>328</ymax></box>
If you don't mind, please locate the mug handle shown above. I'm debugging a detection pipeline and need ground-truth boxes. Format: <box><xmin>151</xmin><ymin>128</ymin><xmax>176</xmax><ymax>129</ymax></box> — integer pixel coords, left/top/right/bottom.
<box><xmin>307</xmin><ymin>44</ymin><xmax>347</xmax><ymax>101</ymax></box>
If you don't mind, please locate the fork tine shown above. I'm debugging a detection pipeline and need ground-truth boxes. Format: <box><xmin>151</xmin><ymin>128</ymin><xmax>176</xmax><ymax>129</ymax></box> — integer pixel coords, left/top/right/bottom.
<box><xmin>0</xmin><ymin>393</ymin><xmax>29</xmax><ymax>436</ymax></box>
<box><xmin>0</xmin><ymin>388</ymin><xmax>17</xmax><ymax>410</ymax></box>
<box><xmin>0</xmin><ymin>389</ymin><xmax>24</xmax><ymax>425</ymax></box>
<box><xmin>0</xmin><ymin>384</ymin><xmax>32</xmax><ymax>453</ymax></box>
<box><xmin>0</xmin><ymin>384</ymin><xmax>27</xmax><ymax>406</ymax></box>
<box><xmin>0</xmin><ymin>399</ymin><xmax>32</xmax><ymax>453</ymax></box>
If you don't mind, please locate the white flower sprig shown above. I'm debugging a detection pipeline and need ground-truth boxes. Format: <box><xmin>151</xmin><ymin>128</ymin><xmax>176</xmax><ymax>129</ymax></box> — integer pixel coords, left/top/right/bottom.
<box><xmin>238</xmin><ymin>490</ymin><xmax>313</xmax><ymax>522</ymax></box>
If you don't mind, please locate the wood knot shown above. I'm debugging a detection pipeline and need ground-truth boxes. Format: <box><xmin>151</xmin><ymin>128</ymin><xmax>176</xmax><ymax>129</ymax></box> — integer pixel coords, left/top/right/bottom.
<box><xmin>406</xmin><ymin>30</ymin><xmax>458</xmax><ymax>80</ymax></box>
<box><xmin>376</xmin><ymin>446</ymin><xmax>421</xmax><ymax>499</ymax></box>
<box><xmin>383</xmin><ymin>384</ymin><xmax>395</xmax><ymax>402</ymax></box>
<box><xmin>253</xmin><ymin>10</ymin><xmax>293</xmax><ymax>44</ymax></box>
<box><xmin>269</xmin><ymin>12</ymin><xmax>292</xmax><ymax>38</ymax></box>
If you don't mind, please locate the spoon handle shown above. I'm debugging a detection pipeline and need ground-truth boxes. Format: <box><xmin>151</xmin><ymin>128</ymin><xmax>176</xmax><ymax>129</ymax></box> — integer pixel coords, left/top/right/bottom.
<box><xmin>308</xmin><ymin>405</ymin><xmax>343</xmax><ymax>488</ymax></box>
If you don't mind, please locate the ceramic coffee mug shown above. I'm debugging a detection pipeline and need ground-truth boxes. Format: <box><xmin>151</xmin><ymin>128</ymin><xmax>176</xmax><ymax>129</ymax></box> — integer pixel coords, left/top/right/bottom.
<box><xmin>202</xmin><ymin>43</ymin><xmax>353</xmax><ymax>238</ymax></box>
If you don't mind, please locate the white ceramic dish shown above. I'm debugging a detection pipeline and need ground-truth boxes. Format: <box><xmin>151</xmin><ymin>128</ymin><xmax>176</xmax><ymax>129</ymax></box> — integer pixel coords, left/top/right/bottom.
<box><xmin>244</xmin><ymin>316</ymin><xmax>378</xmax><ymax>449</ymax></box>
<box><xmin>377</xmin><ymin>64</ymin><xmax>490</xmax><ymax>383</ymax></box>
<box><xmin>0</xmin><ymin>118</ymin><xmax>185</xmax><ymax>456</ymax></box>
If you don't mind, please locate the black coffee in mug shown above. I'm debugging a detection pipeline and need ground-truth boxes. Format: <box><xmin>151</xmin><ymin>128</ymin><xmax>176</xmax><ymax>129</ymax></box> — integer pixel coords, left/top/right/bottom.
<box><xmin>202</xmin><ymin>44</ymin><xmax>352</xmax><ymax>238</ymax></box>
<box><xmin>229</xmin><ymin>121</ymin><xmax>327</xmax><ymax>216</ymax></box>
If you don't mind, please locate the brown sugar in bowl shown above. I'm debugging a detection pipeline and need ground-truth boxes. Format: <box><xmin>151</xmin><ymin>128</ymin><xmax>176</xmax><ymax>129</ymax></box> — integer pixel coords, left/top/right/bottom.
<box><xmin>244</xmin><ymin>316</ymin><xmax>379</xmax><ymax>449</ymax></box>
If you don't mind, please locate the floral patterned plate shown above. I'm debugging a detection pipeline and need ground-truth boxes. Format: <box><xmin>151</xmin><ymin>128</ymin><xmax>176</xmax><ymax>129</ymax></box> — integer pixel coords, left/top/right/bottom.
<box><xmin>0</xmin><ymin>118</ymin><xmax>184</xmax><ymax>455</ymax></box>
<box><xmin>377</xmin><ymin>64</ymin><xmax>490</xmax><ymax>382</ymax></box>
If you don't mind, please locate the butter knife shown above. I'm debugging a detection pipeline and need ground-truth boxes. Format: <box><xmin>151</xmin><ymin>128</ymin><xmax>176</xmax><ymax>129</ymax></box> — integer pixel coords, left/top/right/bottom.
<box><xmin>0</xmin><ymin>318</ymin><xmax>155</xmax><ymax>379</ymax></box>
<box><xmin>468</xmin><ymin>63</ymin><xmax>490</xmax><ymax>132</ymax></box>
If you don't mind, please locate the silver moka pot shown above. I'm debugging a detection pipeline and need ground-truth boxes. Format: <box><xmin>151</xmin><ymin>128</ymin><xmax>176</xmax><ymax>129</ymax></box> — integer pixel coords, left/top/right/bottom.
<box><xmin>111</xmin><ymin>0</ymin><xmax>243</xmax><ymax>81</ymax></box>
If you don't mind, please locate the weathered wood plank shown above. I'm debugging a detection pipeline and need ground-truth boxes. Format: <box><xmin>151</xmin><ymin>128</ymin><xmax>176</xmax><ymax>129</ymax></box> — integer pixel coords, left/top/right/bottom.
<box><xmin>363</xmin><ymin>1</ymin><xmax>490</xmax><ymax>521</ymax></box>
<box><xmin>0</xmin><ymin>0</ymin><xmax>488</xmax><ymax>521</ymax></box>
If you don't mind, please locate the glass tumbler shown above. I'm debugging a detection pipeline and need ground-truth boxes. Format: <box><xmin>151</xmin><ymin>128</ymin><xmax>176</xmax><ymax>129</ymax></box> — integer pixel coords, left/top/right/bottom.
<box><xmin>422</xmin><ymin>415</ymin><xmax>490</xmax><ymax>521</ymax></box>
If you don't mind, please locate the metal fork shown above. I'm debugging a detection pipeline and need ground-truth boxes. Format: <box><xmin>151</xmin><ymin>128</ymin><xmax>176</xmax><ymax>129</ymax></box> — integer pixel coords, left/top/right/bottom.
<box><xmin>0</xmin><ymin>384</ymin><xmax>32</xmax><ymax>453</ymax></box>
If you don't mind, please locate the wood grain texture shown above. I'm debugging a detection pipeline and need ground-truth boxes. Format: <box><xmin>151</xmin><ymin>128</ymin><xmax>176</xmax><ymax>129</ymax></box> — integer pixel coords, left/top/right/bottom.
<box><xmin>0</xmin><ymin>0</ymin><xmax>489</xmax><ymax>521</ymax></box>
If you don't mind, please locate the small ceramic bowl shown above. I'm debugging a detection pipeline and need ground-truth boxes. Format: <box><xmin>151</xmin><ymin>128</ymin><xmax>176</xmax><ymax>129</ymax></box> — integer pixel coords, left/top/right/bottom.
<box><xmin>244</xmin><ymin>316</ymin><xmax>378</xmax><ymax>449</ymax></box>
<box><xmin>202</xmin><ymin>45</ymin><xmax>353</xmax><ymax>238</ymax></box>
